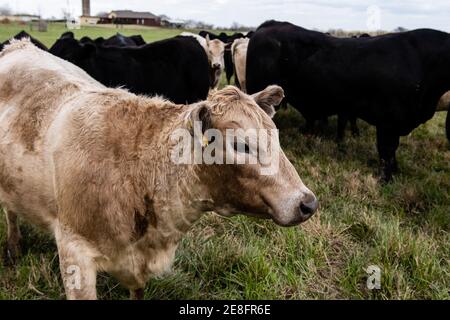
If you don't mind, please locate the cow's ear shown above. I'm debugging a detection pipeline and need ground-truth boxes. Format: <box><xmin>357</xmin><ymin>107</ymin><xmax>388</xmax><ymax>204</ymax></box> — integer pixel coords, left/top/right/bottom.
<box><xmin>61</xmin><ymin>31</ymin><xmax>74</xmax><ymax>39</ymax></box>
<box><xmin>185</xmin><ymin>102</ymin><xmax>212</xmax><ymax>136</ymax></box>
<box><xmin>251</xmin><ymin>85</ymin><xmax>285</xmax><ymax>118</ymax></box>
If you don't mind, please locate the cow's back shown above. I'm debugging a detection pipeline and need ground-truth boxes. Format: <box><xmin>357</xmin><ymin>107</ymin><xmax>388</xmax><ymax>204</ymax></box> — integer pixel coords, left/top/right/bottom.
<box><xmin>248</xmin><ymin>22</ymin><xmax>450</xmax><ymax>133</ymax></box>
<box><xmin>0</xmin><ymin>40</ymin><xmax>103</xmax><ymax>228</ymax></box>
<box><xmin>64</xmin><ymin>36</ymin><xmax>210</xmax><ymax>104</ymax></box>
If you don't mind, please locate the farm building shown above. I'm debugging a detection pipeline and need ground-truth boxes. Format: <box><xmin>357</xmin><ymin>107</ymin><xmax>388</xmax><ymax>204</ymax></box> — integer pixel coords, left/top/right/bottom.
<box><xmin>98</xmin><ymin>10</ymin><xmax>161</xmax><ymax>26</ymax></box>
<box><xmin>0</xmin><ymin>14</ymin><xmax>40</xmax><ymax>23</ymax></box>
<box><xmin>79</xmin><ymin>0</ymin><xmax>100</xmax><ymax>25</ymax></box>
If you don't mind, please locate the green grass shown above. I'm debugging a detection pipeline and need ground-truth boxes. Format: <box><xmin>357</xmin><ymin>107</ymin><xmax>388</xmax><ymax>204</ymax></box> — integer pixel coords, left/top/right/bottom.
<box><xmin>0</xmin><ymin>23</ymin><xmax>449</xmax><ymax>300</ymax></box>
<box><xmin>0</xmin><ymin>22</ymin><xmax>222</xmax><ymax>47</ymax></box>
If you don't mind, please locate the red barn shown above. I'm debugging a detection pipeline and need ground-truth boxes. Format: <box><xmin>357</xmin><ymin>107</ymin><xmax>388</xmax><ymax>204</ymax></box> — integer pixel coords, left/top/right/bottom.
<box><xmin>99</xmin><ymin>10</ymin><xmax>161</xmax><ymax>27</ymax></box>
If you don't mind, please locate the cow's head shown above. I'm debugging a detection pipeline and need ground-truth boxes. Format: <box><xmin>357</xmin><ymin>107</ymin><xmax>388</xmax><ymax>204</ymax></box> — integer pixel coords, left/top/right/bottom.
<box><xmin>183</xmin><ymin>85</ymin><xmax>318</xmax><ymax>226</ymax></box>
<box><xmin>50</xmin><ymin>36</ymin><xmax>96</xmax><ymax>65</ymax></box>
<box><xmin>206</xmin><ymin>35</ymin><xmax>225</xmax><ymax>71</ymax></box>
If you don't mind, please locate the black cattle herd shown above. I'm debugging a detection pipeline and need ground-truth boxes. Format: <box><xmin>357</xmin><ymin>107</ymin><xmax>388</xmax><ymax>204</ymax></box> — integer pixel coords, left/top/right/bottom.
<box><xmin>1</xmin><ymin>21</ymin><xmax>449</xmax><ymax>182</ymax></box>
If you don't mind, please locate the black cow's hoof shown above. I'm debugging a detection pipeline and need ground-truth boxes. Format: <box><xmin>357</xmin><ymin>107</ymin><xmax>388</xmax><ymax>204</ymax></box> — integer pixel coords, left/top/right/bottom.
<box><xmin>380</xmin><ymin>174</ymin><xmax>391</xmax><ymax>184</ymax></box>
<box><xmin>379</xmin><ymin>167</ymin><xmax>393</xmax><ymax>184</ymax></box>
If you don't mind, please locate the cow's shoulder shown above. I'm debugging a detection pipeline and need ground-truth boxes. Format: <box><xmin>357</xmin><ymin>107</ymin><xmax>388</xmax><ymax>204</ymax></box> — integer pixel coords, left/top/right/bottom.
<box><xmin>0</xmin><ymin>39</ymin><xmax>98</xmax><ymax>151</ymax></box>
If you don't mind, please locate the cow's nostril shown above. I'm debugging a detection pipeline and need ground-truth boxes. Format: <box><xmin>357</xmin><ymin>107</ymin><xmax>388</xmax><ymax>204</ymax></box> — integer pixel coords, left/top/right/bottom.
<box><xmin>299</xmin><ymin>198</ymin><xmax>318</xmax><ymax>216</ymax></box>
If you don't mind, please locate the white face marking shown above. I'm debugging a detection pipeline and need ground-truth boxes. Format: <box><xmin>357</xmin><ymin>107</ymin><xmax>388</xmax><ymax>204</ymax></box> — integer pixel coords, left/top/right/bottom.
<box><xmin>208</xmin><ymin>40</ymin><xmax>225</xmax><ymax>70</ymax></box>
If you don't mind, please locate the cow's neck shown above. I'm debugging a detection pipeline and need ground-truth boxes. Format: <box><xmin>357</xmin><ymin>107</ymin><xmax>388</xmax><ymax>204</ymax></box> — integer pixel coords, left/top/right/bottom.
<box><xmin>137</xmin><ymin>161</ymin><xmax>212</xmax><ymax>245</ymax></box>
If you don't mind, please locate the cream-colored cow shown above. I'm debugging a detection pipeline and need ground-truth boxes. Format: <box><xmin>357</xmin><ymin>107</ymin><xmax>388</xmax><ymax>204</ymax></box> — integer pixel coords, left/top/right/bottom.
<box><xmin>232</xmin><ymin>38</ymin><xmax>250</xmax><ymax>92</ymax></box>
<box><xmin>437</xmin><ymin>91</ymin><xmax>450</xmax><ymax>111</ymax></box>
<box><xmin>0</xmin><ymin>40</ymin><xmax>318</xmax><ymax>300</ymax></box>
<box><xmin>180</xmin><ymin>32</ymin><xmax>225</xmax><ymax>89</ymax></box>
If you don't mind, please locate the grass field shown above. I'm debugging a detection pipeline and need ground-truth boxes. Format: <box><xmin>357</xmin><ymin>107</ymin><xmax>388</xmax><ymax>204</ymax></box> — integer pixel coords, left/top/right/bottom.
<box><xmin>0</xmin><ymin>23</ymin><xmax>449</xmax><ymax>300</ymax></box>
<box><xmin>0</xmin><ymin>22</ymin><xmax>206</xmax><ymax>47</ymax></box>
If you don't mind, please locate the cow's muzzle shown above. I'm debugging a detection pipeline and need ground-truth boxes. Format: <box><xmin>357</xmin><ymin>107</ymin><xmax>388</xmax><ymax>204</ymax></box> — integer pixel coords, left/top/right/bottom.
<box><xmin>298</xmin><ymin>195</ymin><xmax>319</xmax><ymax>222</ymax></box>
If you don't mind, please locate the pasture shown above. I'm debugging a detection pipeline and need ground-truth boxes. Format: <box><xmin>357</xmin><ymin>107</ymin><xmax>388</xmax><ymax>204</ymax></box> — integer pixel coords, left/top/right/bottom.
<box><xmin>0</xmin><ymin>23</ymin><xmax>449</xmax><ymax>300</ymax></box>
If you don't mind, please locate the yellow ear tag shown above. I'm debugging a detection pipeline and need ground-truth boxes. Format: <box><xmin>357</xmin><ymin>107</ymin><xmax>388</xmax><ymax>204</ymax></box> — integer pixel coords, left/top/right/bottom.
<box><xmin>187</xmin><ymin>120</ymin><xmax>193</xmax><ymax>130</ymax></box>
<box><xmin>202</xmin><ymin>135</ymin><xmax>209</xmax><ymax>147</ymax></box>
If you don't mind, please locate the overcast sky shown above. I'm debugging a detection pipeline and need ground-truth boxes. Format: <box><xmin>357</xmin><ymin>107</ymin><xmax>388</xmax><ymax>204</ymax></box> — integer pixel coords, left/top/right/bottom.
<box><xmin>2</xmin><ymin>0</ymin><xmax>450</xmax><ymax>31</ymax></box>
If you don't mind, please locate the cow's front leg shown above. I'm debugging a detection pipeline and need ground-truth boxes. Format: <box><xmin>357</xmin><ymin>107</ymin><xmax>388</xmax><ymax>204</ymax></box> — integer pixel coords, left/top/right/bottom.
<box><xmin>3</xmin><ymin>210</ymin><xmax>21</xmax><ymax>265</ymax></box>
<box><xmin>337</xmin><ymin>114</ymin><xmax>348</xmax><ymax>142</ymax></box>
<box><xmin>304</xmin><ymin>119</ymin><xmax>316</xmax><ymax>135</ymax></box>
<box><xmin>317</xmin><ymin>117</ymin><xmax>329</xmax><ymax>134</ymax></box>
<box><xmin>55</xmin><ymin>225</ymin><xmax>98</xmax><ymax>300</ymax></box>
<box><xmin>376</xmin><ymin>127</ymin><xmax>400</xmax><ymax>183</ymax></box>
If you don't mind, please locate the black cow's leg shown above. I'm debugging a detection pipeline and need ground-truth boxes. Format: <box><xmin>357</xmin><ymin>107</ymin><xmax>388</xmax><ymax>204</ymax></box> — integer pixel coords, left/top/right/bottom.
<box><xmin>337</xmin><ymin>114</ymin><xmax>348</xmax><ymax>142</ymax></box>
<box><xmin>304</xmin><ymin>119</ymin><xmax>316</xmax><ymax>134</ymax></box>
<box><xmin>317</xmin><ymin>117</ymin><xmax>328</xmax><ymax>134</ymax></box>
<box><xmin>376</xmin><ymin>128</ymin><xmax>400</xmax><ymax>182</ymax></box>
<box><xmin>350</xmin><ymin>116</ymin><xmax>360</xmax><ymax>137</ymax></box>
<box><xmin>227</xmin><ymin>74</ymin><xmax>232</xmax><ymax>85</ymax></box>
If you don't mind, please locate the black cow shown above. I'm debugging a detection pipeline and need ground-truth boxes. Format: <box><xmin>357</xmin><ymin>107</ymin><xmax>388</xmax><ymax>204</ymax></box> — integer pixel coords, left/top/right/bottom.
<box><xmin>60</xmin><ymin>31</ymin><xmax>75</xmax><ymax>39</ymax></box>
<box><xmin>351</xmin><ymin>33</ymin><xmax>371</xmax><ymax>39</ymax></box>
<box><xmin>103</xmin><ymin>33</ymin><xmax>136</xmax><ymax>47</ymax></box>
<box><xmin>199</xmin><ymin>30</ymin><xmax>220</xmax><ymax>40</ymax></box>
<box><xmin>94</xmin><ymin>37</ymin><xmax>106</xmax><ymax>45</ymax></box>
<box><xmin>80</xmin><ymin>36</ymin><xmax>95</xmax><ymax>44</ymax></box>
<box><xmin>1</xmin><ymin>30</ymin><xmax>48</xmax><ymax>51</ymax></box>
<box><xmin>245</xmin><ymin>31</ymin><xmax>255</xmax><ymax>38</ymax></box>
<box><xmin>218</xmin><ymin>32</ymin><xmax>229</xmax><ymax>43</ymax></box>
<box><xmin>223</xmin><ymin>43</ymin><xmax>234</xmax><ymax>84</ymax></box>
<box><xmin>223</xmin><ymin>33</ymin><xmax>245</xmax><ymax>85</ymax></box>
<box><xmin>247</xmin><ymin>20</ymin><xmax>450</xmax><ymax>181</ymax></box>
<box><xmin>102</xmin><ymin>33</ymin><xmax>145</xmax><ymax>47</ymax></box>
<box><xmin>129</xmin><ymin>35</ymin><xmax>146</xmax><ymax>46</ymax></box>
<box><xmin>50</xmin><ymin>34</ymin><xmax>210</xmax><ymax>104</ymax></box>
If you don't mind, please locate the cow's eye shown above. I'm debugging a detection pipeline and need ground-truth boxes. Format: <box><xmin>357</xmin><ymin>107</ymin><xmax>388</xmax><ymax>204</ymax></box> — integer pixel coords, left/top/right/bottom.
<box><xmin>233</xmin><ymin>141</ymin><xmax>250</xmax><ymax>154</ymax></box>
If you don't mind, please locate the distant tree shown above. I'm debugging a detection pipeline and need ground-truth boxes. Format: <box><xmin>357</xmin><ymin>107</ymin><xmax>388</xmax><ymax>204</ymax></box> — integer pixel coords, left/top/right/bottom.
<box><xmin>231</xmin><ymin>21</ymin><xmax>241</xmax><ymax>30</ymax></box>
<box><xmin>0</xmin><ymin>5</ymin><xmax>12</xmax><ymax>16</ymax></box>
<box><xmin>96</xmin><ymin>11</ymin><xmax>108</xmax><ymax>17</ymax></box>
<box><xmin>61</xmin><ymin>8</ymin><xmax>71</xmax><ymax>20</ymax></box>
<box><xmin>394</xmin><ymin>26</ymin><xmax>407</xmax><ymax>33</ymax></box>
<box><xmin>195</xmin><ymin>21</ymin><xmax>214</xmax><ymax>30</ymax></box>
